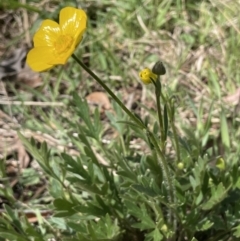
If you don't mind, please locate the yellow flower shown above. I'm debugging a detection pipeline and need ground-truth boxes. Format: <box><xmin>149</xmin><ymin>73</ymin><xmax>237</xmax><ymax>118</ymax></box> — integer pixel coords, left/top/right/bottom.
<box><xmin>27</xmin><ymin>7</ymin><xmax>87</xmax><ymax>72</ymax></box>
<box><xmin>139</xmin><ymin>68</ymin><xmax>158</xmax><ymax>84</ymax></box>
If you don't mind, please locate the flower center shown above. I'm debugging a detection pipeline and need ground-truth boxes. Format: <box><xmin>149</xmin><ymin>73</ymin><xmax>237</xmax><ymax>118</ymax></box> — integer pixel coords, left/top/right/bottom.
<box><xmin>54</xmin><ymin>35</ymin><xmax>73</xmax><ymax>54</ymax></box>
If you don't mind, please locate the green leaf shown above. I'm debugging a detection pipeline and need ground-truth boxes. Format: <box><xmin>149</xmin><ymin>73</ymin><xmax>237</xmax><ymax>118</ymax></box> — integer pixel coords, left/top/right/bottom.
<box><xmin>0</xmin><ymin>231</ymin><xmax>27</xmax><ymax>241</ymax></box>
<box><xmin>116</xmin><ymin>157</ymin><xmax>137</xmax><ymax>182</ymax></box>
<box><xmin>117</xmin><ymin>120</ymin><xmax>142</xmax><ymax>129</ymax></box>
<box><xmin>191</xmin><ymin>238</ymin><xmax>198</xmax><ymax>241</ymax></box>
<box><xmin>233</xmin><ymin>224</ymin><xmax>240</xmax><ymax>238</ymax></box>
<box><xmin>195</xmin><ymin>191</ymin><xmax>203</xmax><ymax>205</ymax></box>
<box><xmin>76</xmin><ymin>214</ymin><xmax>120</xmax><ymax>240</ymax></box>
<box><xmin>67</xmin><ymin>221</ymin><xmax>87</xmax><ymax>233</ymax></box>
<box><xmin>220</xmin><ymin>110</ymin><xmax>230</xmax><ymax>150</ymax></box>
<box><xmin>53</xmin><ymin>198</ymin><xmax>74</xmax><ymax>211</ymax></box>
<box><xmin>18</xmin><ymin>134</ymin><xmax>54</xmax><ymax>177</ymax></box>
<box><xmin>145</xmin><ymin>228</ymin><xmax>163</xmax><ymax>241</ymax></box>
<box><xmin>132</xmin><ymin>184</ymin><xmax>159</xmax><ymax>197</ymax></box>
<box><xmin>209</xmin><ymin>69</ymin><xmax>221</xmax><ymax>98</ymax></box>
<box><xmin>189</xmin><ymin>175</ymin><xmax>197</xmax><ymax>190</ymax></box>
<box><xmin>196</xmin><ymin>218</ymin><xmax>214</xmax><ymax>231</ymax></box>
<box><xmin>125</xmin><ymin>201</ymin><xmax>155</xmax><ymax>230</ymax></box>
<box><xmin>202</xmin><ymin>183</ymin><xmax>228</xmax><ymax>210</ymax></box>
<box><xmin>62</xmin><ymin>154</ymin><xmax>90</xmax><ymax>180</ymax></box>
<box><xmin>3</xmin><ymin>205</ymin><xmax>24</xmax><ymax>234</ymax></box>
<box><xmin>67</xmin><ymin>177</ymin><xmax>105</xmax><ymax>195</ymax></box>
<box><xmin>156</xmin><ymin>0</ymin><xmax>172</xmax><ymax>27</ymax></box>
<box><xmin>84</xmin><ymin>146</ymin><xmax>99</xmax><ymax>166</ymax></box>
<box><xmin>74</xmin><ymin>203</ymin><xmax>106</xmax><ymax>217</ymax></box>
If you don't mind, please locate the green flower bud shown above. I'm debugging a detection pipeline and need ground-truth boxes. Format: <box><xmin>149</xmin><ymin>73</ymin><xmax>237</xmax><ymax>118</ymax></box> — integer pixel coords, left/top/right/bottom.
<box><xmin>216</xmin><ymin>157</ymin><xmax>225</xmax><ymax>171</ymax></box>
<box><xmin>161</xmin><ymin>224</ymin><xmax>168</xmax><ymax>232</ymax></box>
<box><xmin>152</xmin><ymin>61</ymin><xmax>166</xmax><ymax>75</ymax></box>
<box><xmin>208</xmin><ymin>178</ymin><xmax>213</xmax><ymax>187</ymax></box>
<box><xmin>177</xmin><ymin>162</ymin><xmax>184</xmax><ymax>170</ymax></box>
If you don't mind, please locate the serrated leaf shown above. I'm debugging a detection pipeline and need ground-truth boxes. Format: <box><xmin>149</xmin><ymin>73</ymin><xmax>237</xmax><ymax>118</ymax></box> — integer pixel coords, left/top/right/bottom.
<box><xmin>63</xmin><ymin>154</ymin><xmax>90</xmax><ymax>180</ymax></box>
<box><xmin>67</xmin><ymin>177</ymin><xmax>105</xmax><ymax>195</ymax></box>
<box><xmin>233</xmin><ymin>224</ymin><xmax>240</xmax><ymax>238</ymax></box>
<box><xmin>145</xmin><ymin>228</ymin><xmax>163</xmax><ymax>241</ymax></box>
<box><xmin>117</xmin><ymin>157</ymin><xmax>137</xmax><ymax>182</ymax></box>
<box><xmin>76</xmin><ymin>214</ymin><xmax>120</xmax><ymax>240</ymax></box>
<box><xmin>18</xmin><ymin>133</ymin><xmax>55</xmax><ymax>178</ymax></box>
<box><xmin>196</xmin><ymin>219</ymin><xmax>213</xmax><ymax>231</ymax></box>
<box><xmin>125</xmin><ymin>201</ymin><xmax>155</xmax><ymax>230</ymax></box>
<box><xmin>202</xmin><ymin>183</ymin><xmax>228</xmax><ymax>210</ymax></box>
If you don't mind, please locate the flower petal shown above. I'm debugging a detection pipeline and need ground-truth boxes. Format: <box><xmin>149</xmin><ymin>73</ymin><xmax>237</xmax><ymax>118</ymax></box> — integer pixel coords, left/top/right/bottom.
<box><xmin>139</xmin><ymin>68</ymin><xmax>157</xmax><ymax>85</ymax></box>
<box><xmin>48</xmin><ymin>44</ymin><xmax>75</xmax><ymax>65</ymax></box>
<box><xmin>33</xmin><ymin>20</ymin><xmax>61</xmax><ymax>47</ymax></box>
<box><xmin>27</xmin><ymin>47</ymin><xmax>55</xmax><ymax>72</ymax></box>
<box><xmin>59</xmin><ymin>7</ymin><xmax>87</xmax><ymax>44</ymax></box>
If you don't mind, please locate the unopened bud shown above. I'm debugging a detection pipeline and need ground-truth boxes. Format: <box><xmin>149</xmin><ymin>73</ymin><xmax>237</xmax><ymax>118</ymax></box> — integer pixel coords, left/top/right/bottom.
<box><xmin>177</xmin><ymin>162</ymin><xmax>184</xmax><ymax>170</ymax></box>
<box><xmin>208</xmin><ymin>178</ymin><xmax>213</xmax><ymax>187</ymax></box>
<box><xmin>161</xmin><ymin>224</ymin><xmax>168</xmax><ymax>232</ymax></box>
<box><xmin>152</xmin><ymin>61</ymin><xmax>166</xmax><ymax>75</ymax></box>
<box><xmin>216</xmin><ymin>157</ymin><xmax>225</xmax><ymax>171</ymax></box>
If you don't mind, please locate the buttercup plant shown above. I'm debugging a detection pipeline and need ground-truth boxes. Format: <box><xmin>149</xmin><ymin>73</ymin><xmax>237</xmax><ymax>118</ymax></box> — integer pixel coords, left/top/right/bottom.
<box><xmin>27</xmin><ymin>5</ymin><xmax>177</xmax><ymax>236</ymax></box>
<box><xmin>4</xmin><ymin>5</ymin><xmax>239</xmax><ymax>241</ymax></box>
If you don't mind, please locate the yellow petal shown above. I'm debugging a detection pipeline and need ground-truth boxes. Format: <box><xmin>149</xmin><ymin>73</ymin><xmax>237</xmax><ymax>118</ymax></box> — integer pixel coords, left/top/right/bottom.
<box><xmin>139</xmin><ymin>68</ymin><xmax>157</xmax><ymax>85</ymax></box>
<box><xmin>33</xmin><ymin>20</ymin><xmax>61</xmax><ymax>47</ymax></box>
<box><xmin>48</xmin><ymin>44</ymin><xmax>75</xmax><ymax>65</ymax></box>
<box><xmin>59</xmin><ymin>7</ymin><xmax>87</xmax><ymax>45</ymax></box>
<box><xmin>26</xmin><ymin>47</ymin><xmax>55</xmax><ymax>72</ymax></box>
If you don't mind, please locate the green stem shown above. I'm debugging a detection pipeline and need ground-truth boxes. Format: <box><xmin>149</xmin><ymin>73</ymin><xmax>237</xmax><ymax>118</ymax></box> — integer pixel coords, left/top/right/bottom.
<box><xmin>72</xmin><ymin>54</ymin><xmax>144</xmax><ymax>129</ymax></box>
<box><xmin>148</xmin><ymin>130</ymin><xmax>175</xmax><ymax>225</ymax></box>
<box><xmin>155</xmin><ymin>78</ymin><xmax>165</xmax><ymax>151</ymax></box>
<box><xmin>161</xmin><ymin>92</ymin><xmax>181</xmax><ymax>163</ymax></box>
<box><xmin>169</xmin><ymin>100</ymin><xmax>181</xmax><ymax>163</ymax></box>
<box><xmin>72</xmin><ymin>53</ymin><xmax>175</xmax><ymax>221</ymax></box>
<box><xmin>171</xmin><ymin>119</ymin><xmax>181</xmax><ymax>163</ymax></box>
<box><xmin>149</xmin><ymin>132</ymin><xmax>174</xmax><ymax>204</ymax></box>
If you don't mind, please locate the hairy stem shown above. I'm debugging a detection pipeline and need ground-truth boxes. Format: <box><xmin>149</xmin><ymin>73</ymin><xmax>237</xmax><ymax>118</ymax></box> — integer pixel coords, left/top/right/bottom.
<box><xmin>72</xmin><ymin>54</ymin><xmax>144</xmax><ymax>129</ymax></box>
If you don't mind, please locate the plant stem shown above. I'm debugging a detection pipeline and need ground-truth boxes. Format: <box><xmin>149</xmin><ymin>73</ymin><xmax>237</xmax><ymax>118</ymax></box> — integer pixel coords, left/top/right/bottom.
<box><xmin>150</xmin><ymin>132</ymin><xmax>175</xmax><ymax>225</ymax></box>
<box><xmin>72</xmin><ymin>53</ymin><xmax>175</xmax><ymax>222</ymax></box>
<box><xmin>169</xmin><ymin>100</ymin><xmax>181</xmax><ymax>163</ymax></box>
<box><xmin>161</xmin><ymin>92</ymin><xmax>181</xmax><ymax>163</ymax></box>
<box><xmin>72</xmin><ymin>54</ymin><xmax>145</xmax><ymax>129</ymax></box>
<box><xmin>171</xmin><ymin>119</ymin><xmax>181</xmax><ymax>163</ymax></box>
<box><xmin>149</xmin><ymin>132</ymin><xmax>174</xmax><ymax>203</ymax></box>
<box><xmin>155</xmin><ymin>78</ymin><xmax>165</xmax><ymax>152</ymax></box>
